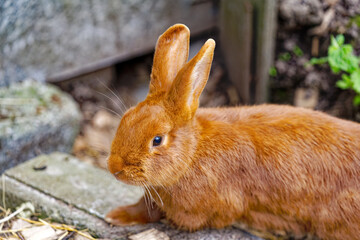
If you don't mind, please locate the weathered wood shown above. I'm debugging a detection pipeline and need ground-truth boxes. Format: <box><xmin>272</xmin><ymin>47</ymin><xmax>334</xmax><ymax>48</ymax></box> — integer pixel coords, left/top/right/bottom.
<box><xmin>220</xmin><ymin>0</ymin><xmax>253</xmax><ymax>103</ymax></box>
<box><xmin>0</xmin><ymin>0</ymin><xmax>216</xmax><ymax>85</ymax></box>
<box><xmin>252</xmin><ymin>0</ymin><xmax>278</xmax><ymax>103</ymax></box>
<box><xmin>220</xmin><ymin>0</ymin><xmax>277</xmax><ymax>104</ymax></box>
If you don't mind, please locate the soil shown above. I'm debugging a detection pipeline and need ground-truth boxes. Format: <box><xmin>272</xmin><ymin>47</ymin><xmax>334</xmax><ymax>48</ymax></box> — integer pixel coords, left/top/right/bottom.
<box><xmin>273</xmin><ymin>0</ymin><xmax>360</xmax><ymax>121</ymax></box>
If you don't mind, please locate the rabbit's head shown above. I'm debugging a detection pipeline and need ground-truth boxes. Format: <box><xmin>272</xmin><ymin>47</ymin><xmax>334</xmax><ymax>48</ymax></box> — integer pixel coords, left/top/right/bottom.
<box><xmin>108</xmin><ymin>24</ymin><xmax>215</xmax><ymax>187</ymax></box>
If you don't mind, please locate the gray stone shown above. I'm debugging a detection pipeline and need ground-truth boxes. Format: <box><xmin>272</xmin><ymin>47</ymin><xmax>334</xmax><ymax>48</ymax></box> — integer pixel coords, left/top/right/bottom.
<box><xmin>0</xmin><ymin>0</ymin><xmax>215</xmax><ymax>86</ymax></box>
<box><xmin>0</xmin><ymin>80</ymin><xmax>81</xmax><ymax>173</ymax></box>
<box><xmin>279</xmin><ymin>0</ymin><xmax>324</xmax><ymax>28</ymax></box>
<box><xmin>294</xmin><ymin>87</ymin><xmax>319</xmax><ymax>109</ymax></box>
<box><xmin>1</xmin><ymin>152</ymin><xmax>262</xmax><ymax>240</ymax></box>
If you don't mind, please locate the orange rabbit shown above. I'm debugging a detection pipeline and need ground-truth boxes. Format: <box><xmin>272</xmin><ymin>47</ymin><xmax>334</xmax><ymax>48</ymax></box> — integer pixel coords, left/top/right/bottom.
<box><xmin>106</xmin><ymin>24</ymin><xmax>360</xmax><ymax>240</ymax></box>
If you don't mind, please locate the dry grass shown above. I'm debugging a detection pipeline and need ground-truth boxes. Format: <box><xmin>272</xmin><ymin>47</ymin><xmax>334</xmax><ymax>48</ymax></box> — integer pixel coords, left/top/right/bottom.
<box><xmin>0</xmin><ymin>177</ymin><xmax>96</xmax><ymax>240</ymax></box>
<box><xmin>0</xmin><ymin>206</ymin><xmax>96</xmax><ymax>240</ymax></box>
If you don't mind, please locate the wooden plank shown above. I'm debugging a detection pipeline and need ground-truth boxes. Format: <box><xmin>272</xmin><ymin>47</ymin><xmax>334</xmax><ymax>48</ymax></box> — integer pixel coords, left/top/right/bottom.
<box><xmin>220</xmin><ymin>0</ymin><xmax>277</xmax><ymax>104</ymax></box>
<box><xmin>251</xmin><ymin>0</ymin><xmax>278</xmax><ymax>103</ymax></box>
<box><xmin>0</xmin><ymin>1</ymin><xmax>216</xmax><ymax>85</ymax></box>
<box><xmin>220</xmin><ymin>0</ymin><xmax>253</xmax><ymax>104</ymax></box>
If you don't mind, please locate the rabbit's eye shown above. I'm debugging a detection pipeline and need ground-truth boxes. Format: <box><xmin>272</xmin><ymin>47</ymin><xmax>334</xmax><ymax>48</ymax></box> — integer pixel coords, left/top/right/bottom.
<box><xmin>152</xmin><ymin>136</ymin><xmax>162</xmax><ymax>147</ymax></box>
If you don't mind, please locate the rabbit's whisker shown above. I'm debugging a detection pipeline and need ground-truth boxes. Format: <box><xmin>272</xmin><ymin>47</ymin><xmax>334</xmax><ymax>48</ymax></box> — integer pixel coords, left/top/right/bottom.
<box><xmin>143</xmin><ymin>184</ymin><xmax>156</xmax><ymax>208</ymax></box>
<box><xmin>96</xmin><ymin>78</ymin><xmax>128</xmax><ymax>112</ymax></box>
<box><xmin>141</xmin><ymin>183</ymin><xmax>151</xmax><ymax>217</ymax></box>
<box><xmin>86</xmin><ymin>142</ymin><xmax>111</xmax><ymax>151</ymax></box>
<box><xmin>97</xmin><ymin>105</ymin><xmax>122</xmax><ymax>118</ymax></box>
<box><xmin>94</xmin><ymin>90</ymin><xmax>125</xmax><ymax>114</ymax></box>
<box><xmin>150</xmin><ymin>185</ymin><xmax>164</xmax><ymax>206</ymax></box>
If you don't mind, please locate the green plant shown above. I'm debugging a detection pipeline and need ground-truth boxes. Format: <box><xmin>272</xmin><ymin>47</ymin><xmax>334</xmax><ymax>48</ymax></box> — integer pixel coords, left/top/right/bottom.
<box><xmin>269</xmin><ymin>67</ymin><xmax>277</xmax><ymax>77</ymax></box>
<box><xmin>293</xmin><ymin>45</ymin><xmax>304</xmax><ymax>57</ymax></box>
<box><xmin>348</xmin><ymin>15</ymin><xmax>360</xmax><ymax>28</ymax></box>
<box><xmin>310</xmin><ymin>35</ymin><xmax>360</xmax><ymax>106</ymax></box>
<box><xmin>271</xmin><ymin>46</ymin><xmax>304</xmax><ymax>77</ymax></box>
<box><xmin>279</xmin><ymin>52</ymin><xmax>291</xmax><ymax>61</ymax></box>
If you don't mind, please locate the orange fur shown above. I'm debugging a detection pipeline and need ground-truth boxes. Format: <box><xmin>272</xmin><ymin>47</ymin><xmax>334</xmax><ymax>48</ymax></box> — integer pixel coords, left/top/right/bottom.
<box><xmin>106</xmin><ymin>24</ymin><xmax>360</xmax><ymax>240</ymax></box>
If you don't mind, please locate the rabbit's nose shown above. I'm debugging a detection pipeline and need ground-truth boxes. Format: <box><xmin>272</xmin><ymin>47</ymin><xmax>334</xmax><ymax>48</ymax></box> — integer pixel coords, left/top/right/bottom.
<box><xmin>107</xmin><ymin>154</ymin><xmax>124</xmax><ymax>175</ymax></box>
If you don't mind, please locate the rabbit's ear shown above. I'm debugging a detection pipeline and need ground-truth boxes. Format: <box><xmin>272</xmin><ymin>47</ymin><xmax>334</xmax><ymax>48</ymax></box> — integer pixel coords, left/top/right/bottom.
<box><xmin>168</xmin><ymin>39</ymin><xmax>215</xmax><ymax>119</ymax></box>
<box><xmin>149</xmin><ymin>24</ymin><xmax>190</xmax><ymax>95</ymax></box>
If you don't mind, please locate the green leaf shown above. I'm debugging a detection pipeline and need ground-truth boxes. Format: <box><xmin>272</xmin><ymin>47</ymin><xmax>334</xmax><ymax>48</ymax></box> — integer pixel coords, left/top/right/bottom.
<box><xmin>351</xmin><ymin>70</ymin><xmax>360</xmax><ymax>93</ymax></box>
<box><xmin>279</xmin><ymin>52</ymin><xmax>291</xmax><ymax>61</ymax></box>
<box><xmin>336</xmin><ymin>74</ymin><xmax>352</xmax><ymax>89</ymax></box>
<box><xmin>350</xmin><ymin>15</ymin><xmax>360</xmax><ymax>28</ymax></box>
<box><xmin>342</xmin><ymin>73</ymin><xmax>352</xmax><ymax>83</ymax></box>
<box><xmin>331</xmin><ymin>35</ymin><xmax>340</xmax><ymax>49</ymax></box>
<box><xmin>346</xmin><ymin>54</ymin><xmax>359</xmax><ymax>72</ymax></box>
<box><xmin>293</xmin><ymin>46</ymin><xmax>303</xmax><ymax>57</ymax></box>
<box><xmin>328</xmin><ymin>55</ymin><xmax>341</xmax><ymax>73</ymax></box>
<box><xmin>341</xmin><ymin>45</ymin><xmax>353</xmax><ymax>55</ymax></box>
<box><xmin>308</xmin><ymin>33</ymin><xmax>360</xmax><ymax>106</ymax></box>
<box><xmin>336</xmin><ymin>80</ymin><xmax>349</xmax><ymax>89</ymax></box>
<box><xmin>328</xmin><ymin>41</ymin><xmax>358</xmax><ymax>73</ymax></box>
<box><xmin>328</xmin><ymin>45</ymin><xmax>339</xmax><ymax>55</ymax></box>
<box><xmin>353</xmin><ymin>95</ymin><xmax>360</xmax><ymax>106</ymax></box>
<box><xmin>336</xmin><ymin>34</ymin><xmax>345</xmax><ymax>46</ymax></box>
<box><xmin>310</xmin><ymin>57</ymin><xmax>328</xmax><ymax>65</ymax></box>
<box><xmin>269</xmin><ymin>67</ymin><xmax>277</xmax><ymax>77</ymax></box>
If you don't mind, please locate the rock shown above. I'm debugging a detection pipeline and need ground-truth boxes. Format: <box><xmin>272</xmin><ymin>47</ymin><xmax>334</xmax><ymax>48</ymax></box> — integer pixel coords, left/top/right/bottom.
<box><xmin>1</xmin><ymin>152</ymin><xmax>262</xmax><ymax>240</ymax></box>
<box><xmin>294</xmin><ymin>87</ymin><xmax>319</xmax><ymax>109</ymax></box>
<box><xmin>11</xmin><ymin>219</ymin><xmax>32</xmax><ymax>230</ymax></box>
<box><xmin>21</xmin><ymin>225</ymin><xmax>59</xmax><ymax>240</ymax></box>
<box><xmin>74</xmin><ymin>233</ymin><xmax>98</xmax><ymax>240</ymax></box>
<box><xmin>275</xmin><ymin>60</ymin><xmax>288</xmax><ymax>75</ymax></box>
<box><xmin>129</xmin><ymin>228</ymin><xmax>170</xmax><ymax>240</ymax></box>
<box><xmin>287</xmin><ymin>65</ymin><xmax>297</xmax><ymax>78</ymax></box>
<box><xmin>304</xmin><ymin>72</ymin><xmax>323</xmax><ymax>88</ymax></box>
<box><xmin>284</xmin><ymin>38</ymin><xmax>297</xmax><ymax>52</ymax></box>
<box><xmin>0</xmin><ymin>80</ymin><xmax>81</xmax><ymax>173</ymax></box>
<box><xmin>279</xmin><ymin>0</ymin><xmax>324</xmax><ymax>28</ymax></box>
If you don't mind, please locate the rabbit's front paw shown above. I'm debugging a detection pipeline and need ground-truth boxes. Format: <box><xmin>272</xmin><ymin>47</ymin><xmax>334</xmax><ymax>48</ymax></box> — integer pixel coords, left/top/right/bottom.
<box><xmin>105</xmin><ymin>205</ymin><xmax>144</xmax><ymax>226</ymax></box>
<box><xmin>105</xmin><ymin>197</ymin><xmax>162</xmax><ymax>226</ymax></box>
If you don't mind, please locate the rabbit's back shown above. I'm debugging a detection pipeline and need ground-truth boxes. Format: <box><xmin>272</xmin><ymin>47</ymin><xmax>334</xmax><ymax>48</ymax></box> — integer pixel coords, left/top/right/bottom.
<box><xmin>196</xmin><ymin>104</ymin><xmax>360</xmax><ymax>200</ymax></box>
<box><xmin>194</xmin><ymin>104</ymin><xmax>360</xmax><ymax>239</ymax></box>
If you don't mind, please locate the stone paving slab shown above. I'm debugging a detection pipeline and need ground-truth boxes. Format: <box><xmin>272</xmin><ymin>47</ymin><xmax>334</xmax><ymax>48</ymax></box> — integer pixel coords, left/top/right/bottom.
<box><xmin>1</xmin><ymin>152</ymin><xmax>261</xmax><ymax>240</ymax></box>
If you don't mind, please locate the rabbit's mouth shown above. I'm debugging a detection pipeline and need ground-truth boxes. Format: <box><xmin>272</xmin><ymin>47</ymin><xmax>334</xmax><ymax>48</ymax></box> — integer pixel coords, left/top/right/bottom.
<box><xmin>114</xmin><ymin>170</ymin><xmax>146</xmax><ymax>186</ymax></box>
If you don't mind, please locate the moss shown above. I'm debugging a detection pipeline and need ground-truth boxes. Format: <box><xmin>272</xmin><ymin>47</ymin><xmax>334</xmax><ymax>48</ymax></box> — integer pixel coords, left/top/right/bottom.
<box><xmin>348</xmin><ymin>15</ymin><xmax>360</xmax><ymax>28</ymax></box>
<box><xmin>0</xmin><ymin>79</ymin><xmax>80</xmax><ymax>136</ymax></box>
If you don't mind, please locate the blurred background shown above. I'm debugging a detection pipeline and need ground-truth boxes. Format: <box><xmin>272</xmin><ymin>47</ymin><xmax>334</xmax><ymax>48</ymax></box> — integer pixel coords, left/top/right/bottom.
<box><xmin>1</xmin><ymin>0</ymin><xmax>360</xmax><ymax>171</ymax></box>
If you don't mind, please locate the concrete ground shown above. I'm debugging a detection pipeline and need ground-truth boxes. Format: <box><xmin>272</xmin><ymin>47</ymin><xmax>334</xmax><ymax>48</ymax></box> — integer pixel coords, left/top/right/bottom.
<box><xmin>1</xmin><ymin>152</ymin><xmax>261</xmax><ymax>240</ymax></box>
